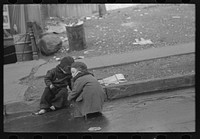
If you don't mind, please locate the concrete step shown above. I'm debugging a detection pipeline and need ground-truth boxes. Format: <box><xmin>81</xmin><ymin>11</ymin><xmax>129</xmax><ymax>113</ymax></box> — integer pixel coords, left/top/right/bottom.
<box><xmin>104</xmin><ymin>73</ymin><xmax>195</xmax><ymax>101</ymax></box>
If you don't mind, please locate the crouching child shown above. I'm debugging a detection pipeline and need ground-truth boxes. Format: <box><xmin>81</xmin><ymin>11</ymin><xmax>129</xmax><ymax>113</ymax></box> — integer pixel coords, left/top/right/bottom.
<box><xmin>68</xmin><ymin>62</ymin><xmax>105</xmax><ymax>119</ymax></box>
<box><xmin>35</xmin><ymin>56</ymin><xmax>74</xmax><ymax>115</ymax></box>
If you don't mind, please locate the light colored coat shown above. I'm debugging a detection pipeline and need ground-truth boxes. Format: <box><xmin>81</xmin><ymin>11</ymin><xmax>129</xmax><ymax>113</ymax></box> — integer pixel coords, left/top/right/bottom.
<box><xmin>68</xmin><ymin>74</ymin><xmax>105</xmax><ymax>117</ymax></box>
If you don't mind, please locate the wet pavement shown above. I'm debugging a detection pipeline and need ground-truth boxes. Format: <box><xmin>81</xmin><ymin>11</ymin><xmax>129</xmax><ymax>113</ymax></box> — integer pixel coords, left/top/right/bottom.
<box><xmin>4</xmin><ymin>87</ymin><xmax>195</xmax><ymax>132</ymax></box>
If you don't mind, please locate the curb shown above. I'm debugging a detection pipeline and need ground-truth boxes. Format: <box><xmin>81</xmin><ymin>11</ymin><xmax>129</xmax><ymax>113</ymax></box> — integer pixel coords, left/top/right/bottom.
<box><xmin>4</xmin><ymin>74</ymin><xmax>195</xmax><ymax>115</ymax></box>
<box><xmin>103</xmin><ymin>74</ymin><xmax>195</xmax><ymax>101</ymax></box>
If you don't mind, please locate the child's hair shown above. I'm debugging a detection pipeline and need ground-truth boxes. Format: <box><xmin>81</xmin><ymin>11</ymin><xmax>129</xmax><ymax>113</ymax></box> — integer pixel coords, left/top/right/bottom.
<box><xmin>59</xmin><ymin>56</ymin><xmax>74</xmax><ymax>69</ymax></box>
<box><xmin>71</xmin><ymin>62</ymin><xmax>88</xmax><ymax>72</ymax></box>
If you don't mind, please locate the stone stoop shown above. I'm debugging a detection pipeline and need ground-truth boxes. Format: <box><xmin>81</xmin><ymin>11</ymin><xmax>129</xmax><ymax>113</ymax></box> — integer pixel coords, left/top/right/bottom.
<box><xmin>103</xmin><ymin>74</ymin><xmax>195</xmax><ymax>101</ymax></box>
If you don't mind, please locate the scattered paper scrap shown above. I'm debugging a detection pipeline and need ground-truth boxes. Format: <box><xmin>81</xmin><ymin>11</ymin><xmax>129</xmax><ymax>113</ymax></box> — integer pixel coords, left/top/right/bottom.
<box><xmin>60</xmin><ymin>37</ymin><xmax>68</xmax><ymax>42</ymax></box>
<box><xmin>56</xmin><ymin>58</ymin><xmax>61</xmax><ymax>61</ymax></box>
<box><xmin>172</xmin><ymin>16</ymin><xmax>180</xmax><ymax>19</ymax></box>
<box><xmin>85</xmin><ymin>17</ymin><xmax>91</xmax><ymax>20</ymax></box>
<box><xmin>84</xmin><ymin>50</ymin><xmax>94</xmax><ymax>54</ymax></box>
<box><xmin>88</xmin><ymin>127</ymin><xmax>101</xmax><ymax>131</ymax></box>
<box><xmin>98</xmin><ymin>74</ymin><xmax>127</xmax><ymax>86</ymax></box>
<box><xmin>78</xmin><ymin>56</ymin><xmax>84</xmax><ymax>59</ymax></box>
<box><xmin>73</xmin><ymin>56</ymin><xmax>85</xmax><ymax>60</ymax></box>
<box><xmin>133</xmin><ymin>38</ymin><xmax>153</xmax><ymax>45</ymax></box>
<box><xmin>66</xmin><ymin>20</ymin><xmax>83</xmax><ymax>27</ymax></box>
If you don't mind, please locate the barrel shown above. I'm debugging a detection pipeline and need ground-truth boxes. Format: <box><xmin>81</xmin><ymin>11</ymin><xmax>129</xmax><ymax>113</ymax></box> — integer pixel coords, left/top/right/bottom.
<box><xmin>65</xmin><ymin>21</ymin><xmax>87</xmax><ymax>51</ymax></box>
<box><xmin>14</xmin><ymin>41</ymin><xmax>33</xmax><ymax>62</ymax></box>
<box><xmin>4</xmin><ymin>37</ymin><xmax>17</xmax><ymax>65</ymax></box>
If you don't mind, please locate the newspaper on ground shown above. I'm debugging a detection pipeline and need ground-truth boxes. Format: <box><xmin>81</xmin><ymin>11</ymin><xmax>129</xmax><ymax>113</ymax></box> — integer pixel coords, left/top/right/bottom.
<box><xmin>98</xmin><ymin>74</ymin><xmax>127</xmax><ymax>86</ymax></box>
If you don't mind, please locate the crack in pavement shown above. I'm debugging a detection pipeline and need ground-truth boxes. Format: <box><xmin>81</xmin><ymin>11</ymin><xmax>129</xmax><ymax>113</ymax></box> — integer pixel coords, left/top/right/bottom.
<box><xmin>19</xmin><ymin>61</ymin><xmax>49</xmax><ymax>85</ymax></box>
<box><xmin>129</xmin><ymin>95</ymin><xmax>192</xmax><ymax>108</ymax></box>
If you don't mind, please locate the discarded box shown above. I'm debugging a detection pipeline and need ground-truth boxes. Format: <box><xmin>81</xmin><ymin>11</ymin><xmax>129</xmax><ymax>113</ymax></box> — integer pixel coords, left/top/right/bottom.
<box><xmin>98</xmin><ymin>74</ymin><xmax>127</xmax><ymax>86</ymax></box>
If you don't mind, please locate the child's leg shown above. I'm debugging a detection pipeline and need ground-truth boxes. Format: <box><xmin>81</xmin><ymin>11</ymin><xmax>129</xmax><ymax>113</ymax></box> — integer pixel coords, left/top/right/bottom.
<box><xmin>40</xmin><ymin>87</ymin><xmax>54</xmax><ymax>109</ymax></box>
<box><xmin>51</xmin><ymin>87</ymin><xmax>68</xmax><ymax>109</ymax></box>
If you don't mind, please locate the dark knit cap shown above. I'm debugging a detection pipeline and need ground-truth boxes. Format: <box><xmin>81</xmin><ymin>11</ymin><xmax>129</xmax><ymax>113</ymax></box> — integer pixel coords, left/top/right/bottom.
<box><xmin>71</xmin><ymin>62</ymin><xmax>88</xmax><ymax>71</ymax></box>
<box><xmin>59</xmin><ymin>56</ymin><xmax>74</xmax><ymax>69</ymax></box>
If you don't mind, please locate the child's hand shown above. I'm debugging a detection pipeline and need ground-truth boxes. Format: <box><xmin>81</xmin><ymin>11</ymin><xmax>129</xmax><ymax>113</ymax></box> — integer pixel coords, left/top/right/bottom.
<box><xmin>50</xmin><ymin>84</ymin><xmax>54</xmax><ymax>89</ymax></box>
<box><xmin>67</xmin><ymin>86</ymin><xmax>71</xmax><ymax>91</ymax></box>
<box><xmin>70</xmin><ymin>104</ymin><xmax>74</xmax><ymax>108</ymax></box>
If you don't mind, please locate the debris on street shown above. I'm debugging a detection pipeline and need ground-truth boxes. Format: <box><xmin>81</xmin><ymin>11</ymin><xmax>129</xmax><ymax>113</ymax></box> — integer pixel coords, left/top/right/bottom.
<box><xmin>65</xmin><ymin>20</ymin><xmax>83</xmax><ymax>27</ymax></box>
<box><xmin>60</xmin><ymin>36</ymin><xmax>68</xmax><ymax>42</ymax></box>
<box><xmin>84</xmin><ymin>50</ymin><xmax>95</xmax><ymax>54</ymax></box>
<box><xmin>172</xmin><ymin>16</ymin><xmax>181</xmax><ymax>19</ymax></box>
<box><xmin>88</xmin><ymin>127</ymin><xmax>102</xmax><ymax>131</ymax></box>
<box><xmin>85</xmin><ymin>17</ymin><xmax>92</xmax><ymax>20</ymax></box>
<box><xmin>73</xmin><ymin>56</ymin><xmax>85</xmax><ymax>60</ymax></box>
<box><xmin>38</xmin><ymin>33</ymin><xmax>62</xmax><ymax>56</ymax></box>
<box><xmin>133</xmin><ymin>38</ymin><xmax>153</xmax><ymax>45</ymax></box>
<box><xmin>98</xmin><ymin>74</ymin><xmax>127</xmax><ymax>86</ymax></box>
<box><xmin>55</xmin><ymin>58</ymin><xmax>61</xmax><ymax>61</ymax></box>
<box><xmin>11</xmin><ymin>4</ymin><xmax>194</xmax><ymax>105</ymax></box>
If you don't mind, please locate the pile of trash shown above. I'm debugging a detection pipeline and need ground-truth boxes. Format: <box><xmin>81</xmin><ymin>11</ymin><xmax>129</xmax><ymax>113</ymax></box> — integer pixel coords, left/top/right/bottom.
<box><xmin>44</xmin><ymin>16</ymin><xmax>84</xmax><ymax>33</ymax></box>
<box><xmin>64</xmin><ymin>17</ymin><xmax>84</xmax><ymax>27</ymax></box>
<box><xmin>45</xmin><ymin>17</ymin><xmax>61</xmax><ymax>26</ymax></box>
<box><xmin>38</xmin><ymin>33</ymin><xmax>62</xmax><ymax>56</ymax></box>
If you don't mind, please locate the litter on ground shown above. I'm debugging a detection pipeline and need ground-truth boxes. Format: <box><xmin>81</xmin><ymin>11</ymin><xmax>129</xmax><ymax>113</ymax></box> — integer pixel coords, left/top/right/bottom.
<box><xmin>88</xmin><ymin>127</ymin><xmax>101</xmax><ymax>131</ymax></box>
<box><xmin>172</xmin><ymin>16</ymin><xmax>181</xmax><ymax>19</ymax></box>
<box><xmin>133</xmin><ymin>38</ymin><xmax>153</xmax><ymax>45</ymax></box>
<box><xmin>84</xmin><ymin>50</ymin><xmax>95</xmax><ymax>54</ymax></box>
<box><xmin>98</xmin><ymin>74</ymin><xmax>127</xmax><ymax>86</ymax></box>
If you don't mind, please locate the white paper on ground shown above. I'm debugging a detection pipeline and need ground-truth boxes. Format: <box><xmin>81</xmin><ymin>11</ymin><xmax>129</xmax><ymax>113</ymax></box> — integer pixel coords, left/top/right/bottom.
<box><xmin>98</xmin><ymin>74</ymin><xmax>127</xmax><ymax>86</ymax></box>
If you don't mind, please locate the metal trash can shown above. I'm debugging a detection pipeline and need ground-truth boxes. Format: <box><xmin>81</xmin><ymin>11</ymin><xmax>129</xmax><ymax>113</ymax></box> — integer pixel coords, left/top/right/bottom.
<box><xmin>65</xmin><ymin>21</ymin><xmax>87</xmax><ymax>51</ymax></box>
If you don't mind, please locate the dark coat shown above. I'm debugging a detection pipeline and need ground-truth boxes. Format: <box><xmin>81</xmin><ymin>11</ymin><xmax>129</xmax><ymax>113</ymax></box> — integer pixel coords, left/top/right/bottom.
<box><xmin>40</xmin><ymin>65</ymin><xmax>72</xmax><ymax>109</ymax></box>
<box><xmin>44</xmin><ymin>65</ymin><xmax>72</xmax><ymax>89</ymax></box>
<box><xmin>68</xmin><ymin>72</ymin><xmax>105</xmax><ymax>117</ymax></box>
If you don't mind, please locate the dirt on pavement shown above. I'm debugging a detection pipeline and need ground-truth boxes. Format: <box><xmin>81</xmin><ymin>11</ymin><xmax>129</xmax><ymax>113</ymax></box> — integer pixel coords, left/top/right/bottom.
<box><xmin>54</xmin><ymin>4</ymin><xmax>195</xmax><ymax>59</ymax></box>
<box><xmin>18</xmin><ymin>4</ymin><xmax>195</xmax><ymax>103</ymax></box>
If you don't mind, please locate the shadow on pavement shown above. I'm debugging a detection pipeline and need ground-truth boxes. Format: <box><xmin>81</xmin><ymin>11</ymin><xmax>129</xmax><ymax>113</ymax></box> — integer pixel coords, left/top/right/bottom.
<box><xmin>4</xmin><ymin>107</ymin><xmax>109</xmax><ymax>132</ymax></box>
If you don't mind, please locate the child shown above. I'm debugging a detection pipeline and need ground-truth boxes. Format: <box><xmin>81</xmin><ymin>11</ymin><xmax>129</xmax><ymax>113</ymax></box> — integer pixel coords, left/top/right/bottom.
<box><xmin>68</xmin><ymin>62</ymin><xmax>105</xmax><ymax>118</ymax></box>
<box><xmin>35</xmin><ymin>56</ymin><xmax>74</xmax><ymax>115</ymax></box>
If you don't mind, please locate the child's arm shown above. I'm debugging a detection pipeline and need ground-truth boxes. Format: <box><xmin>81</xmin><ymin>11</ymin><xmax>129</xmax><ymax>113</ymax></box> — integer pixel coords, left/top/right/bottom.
<box><xmin>44</xmin><ymin>69</ymin><xmax>55</xmax><ymax>88</ymax></box>
<box><xmin>68</xmin><ymin>78</ymin><xmax>86</xmax><ymax>101</ymax></box>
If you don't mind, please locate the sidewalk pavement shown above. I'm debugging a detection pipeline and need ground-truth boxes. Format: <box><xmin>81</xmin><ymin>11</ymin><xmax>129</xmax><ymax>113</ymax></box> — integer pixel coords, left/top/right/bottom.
<box><xmin>3</xmin><ymin>42</ymin><xmax>195</xmax><ymax>107</ymax></box>
<box><xmin>4</xmin><ymin>60</ymin><xmax>46</xmax><ymax>104</ymax></box>
<box><xmin>34</xmin><ymin>42</ymin><xmax>195</xmax><ymax>77</ymax></box>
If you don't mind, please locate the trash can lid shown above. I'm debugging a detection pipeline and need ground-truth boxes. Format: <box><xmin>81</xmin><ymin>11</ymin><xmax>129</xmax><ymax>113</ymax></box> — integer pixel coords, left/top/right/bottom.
<box><xmin>65</xmin><ymin>21</ymin><xmax>84</xmax><ymax>27</ymax></box>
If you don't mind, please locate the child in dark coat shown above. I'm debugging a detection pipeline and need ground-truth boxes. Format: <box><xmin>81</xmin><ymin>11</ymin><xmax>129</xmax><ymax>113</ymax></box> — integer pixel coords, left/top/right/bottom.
<box><xmin>36</xmin><ymin>56</ymin><xmax>74</xmax><ymax>115</ymax></box>
<box><xmin>68</xmin><ymin>62</ymin><xmax>105</xmax><ymax>118</ymax></box>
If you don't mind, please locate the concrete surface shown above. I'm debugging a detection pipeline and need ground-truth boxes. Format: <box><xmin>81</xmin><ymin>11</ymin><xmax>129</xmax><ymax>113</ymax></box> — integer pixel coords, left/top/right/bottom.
<box><xmin>4</xmin><ymin>87</ymin><xmax>195</xmax><ymax>132</ymax></box>
<box><xmin>34</xmin><ymin>42</ymin><xmax>195</xmax><ymax>78</ymax></box>
<box><xmin>4</xmin><ymin>73</ymin><xmax>195</xmax><ymax>115</ymax></box>
<box><xmin>105</xmin><ymin>73</ymin><xmax>195</xmax><ymax>100</ymax></box>
<box><xmin>3</xmin><ymin>42</ymin><xmax>195</xmax><ymax>107</ymax></box>
<box><xmin>3</xmin><ymin>59</ymin><xmax>46</xmax><ymax>104</ymax></box>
